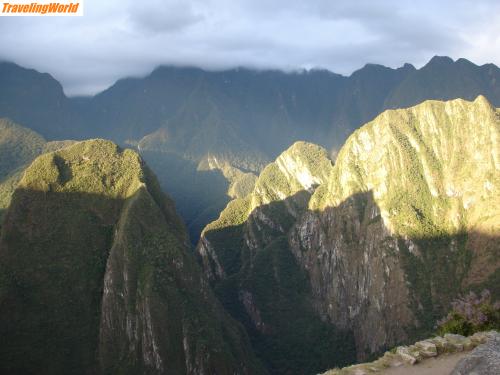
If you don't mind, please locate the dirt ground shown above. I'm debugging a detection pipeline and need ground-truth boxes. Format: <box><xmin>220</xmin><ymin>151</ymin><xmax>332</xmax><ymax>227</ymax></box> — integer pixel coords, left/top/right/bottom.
<box><xmin>381</xmin><ymin>352</ymin><xmax>467</xmax><ymax>375</ymax></box>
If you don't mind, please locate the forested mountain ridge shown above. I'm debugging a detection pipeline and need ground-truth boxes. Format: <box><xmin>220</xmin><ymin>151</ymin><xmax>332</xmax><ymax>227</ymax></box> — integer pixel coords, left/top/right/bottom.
<box><xmin>1</xmin><ymin>54</ymin><xmax>499</xmax><ymax>374</ymax></box>
<box><xmin>0</xmin><ymin>118</ymin><xmax>76</xmax><ymax>225</ymax></box>
<box><xmin>1</xmin><ymin>56</ymin><xmax>499</xmax><ymax>159</ymax></box>
<box><xmin>1</xmin><ymin>57</ymin><xmax>499</xmax><ymax>240</ymax></box>
<box><xmin>197</xmin><ymin>96</ymin><xmax>500</xmax><ymax>372</ymax></box>
<box><xmin>0</xmin><ymin>140</ymin><xmax>265</xmax><ymax>375</ymax></box>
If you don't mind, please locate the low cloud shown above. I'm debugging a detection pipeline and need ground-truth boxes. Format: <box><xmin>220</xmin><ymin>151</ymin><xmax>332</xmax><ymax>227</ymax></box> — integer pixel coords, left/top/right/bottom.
<box><xmin>0</xmin><ymin>0</ymin><xmax>498</xmax><ymax>96</ymax></box>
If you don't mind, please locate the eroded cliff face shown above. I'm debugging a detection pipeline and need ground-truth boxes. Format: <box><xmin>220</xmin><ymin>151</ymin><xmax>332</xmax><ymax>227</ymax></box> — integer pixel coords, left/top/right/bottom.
<box><xmin>290</xmin><ymin>193</ymin><xmax>415</xmax><ymax>358</ymax></box>
<box><xmin>198</xmin><ymin>142</ymin><xmax>357</xmax><ymax>374</ymax></box>
<box><xmin>299</xmin><ymin>96</ymin><xmax>500</xmax><ymax>357</ymax></box>
<box><xmin>0</xmin><ymin>140</ymin><xmax>264</xmax><ymax>375</ymax></box>
<box><xmin>198</xmin><ymin>97</ymin><xmax>500</xmax><ymax>367</ymax></box>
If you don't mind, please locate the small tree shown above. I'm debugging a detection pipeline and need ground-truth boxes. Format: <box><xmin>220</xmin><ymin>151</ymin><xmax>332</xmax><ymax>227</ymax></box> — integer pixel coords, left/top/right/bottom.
<box><xmin>437</xmin><ymin>290</ymin><xmax>500</xmax><ymax>336</ymax></box>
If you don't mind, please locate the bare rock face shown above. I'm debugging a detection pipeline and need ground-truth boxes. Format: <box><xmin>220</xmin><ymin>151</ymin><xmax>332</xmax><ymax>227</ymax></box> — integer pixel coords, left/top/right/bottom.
<box><xmin>289</xmin><ymin>192</ymin><xmax>414</xmax><ymax>358</ymax></box>
<box><xmin>320</xmin><ymin>331</ymin><xmax>496</xmax><ymax>375</ymax></box>
<box><xmin>292</xmin><ymin>96</ymin><xmax>500</xmax><ymax>358</ymax></box>
<box><xmin>451</xmin><ymin>332</ymin><xmax>500</xmax><ymax>375</ymax></box>
<box><xmin>198</xmin><ymin>142</ymin><xmax>357</xmax><ymax>374</ymax></box>
<box><xmin>198</xmin><ymin>97</ymin><xmax>500</xmax><ymax>369</ymax></box>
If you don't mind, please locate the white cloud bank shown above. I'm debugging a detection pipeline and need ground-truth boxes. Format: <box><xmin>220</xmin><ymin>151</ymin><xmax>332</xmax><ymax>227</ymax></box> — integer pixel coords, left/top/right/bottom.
<box><xmin>1</xmin><ymin>0</ymin><xmax>499</xmax><ymax>95</ymax></box>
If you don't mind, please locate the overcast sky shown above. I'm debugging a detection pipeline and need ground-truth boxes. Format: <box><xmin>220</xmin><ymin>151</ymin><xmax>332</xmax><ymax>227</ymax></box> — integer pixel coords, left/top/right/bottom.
<box><xmin>1</xmin><ymin>0</ymin><xmax>499</xmax><ymax>96</ymax></box>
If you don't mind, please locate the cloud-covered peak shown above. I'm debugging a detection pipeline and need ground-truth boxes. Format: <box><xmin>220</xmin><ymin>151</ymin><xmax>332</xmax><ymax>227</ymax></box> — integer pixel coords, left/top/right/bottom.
<box><xmin>0</xmin><ymin>0</ymin><xmax>498</xmax><ymax>96</ymax></box>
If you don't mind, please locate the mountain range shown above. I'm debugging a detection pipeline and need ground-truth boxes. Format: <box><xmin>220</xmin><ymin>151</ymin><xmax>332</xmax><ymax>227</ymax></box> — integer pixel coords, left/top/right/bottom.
<box><xmin>0</xmin><ymin>57</ymin><xmax>499</xmax><ymax>375</ymax></box>
<box><xmin>198</xmin><ymin>96</ymin><xmax>500</xmax><ymax>372</ymax></box>
<box><xmin>1</xmin><ymin>56</ymin><xmax>499</xmax><ymax>240</ymax></box>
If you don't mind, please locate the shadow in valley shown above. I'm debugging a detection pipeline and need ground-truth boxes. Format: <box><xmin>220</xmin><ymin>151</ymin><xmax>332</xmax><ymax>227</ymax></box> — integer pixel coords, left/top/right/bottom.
<box><xmin>141</xmin><ymin>150</ymin><xmax>238</xmax><ymax>243</ymax></box>
<box><xmin>201</xmin><ymin>189</ymin><xmax>500</xmax><ymax>372</ymax></box>
<box><xmin>201</xmin><ymin>190</ymin><xmax>358</xmax><ymax>375</ymax></box>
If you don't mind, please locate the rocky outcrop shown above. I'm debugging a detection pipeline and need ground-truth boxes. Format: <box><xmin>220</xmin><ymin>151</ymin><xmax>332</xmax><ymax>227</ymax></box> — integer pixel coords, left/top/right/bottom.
<box><xmin>198</xmin><ymin>97</ymin><xmax>500</xmax><ymax>370</ymax></box>
<box><xmin>292</xmin><ymin>96</ymin><xmax>500</xmax><ymax>358</ymax></box>
<box><xmin>322</xmin><ymin>331</ymin><xmax>497</xmax><ymax>375</ymax></box>
<box><xmin>290</xmin><ymin>192</ymin><xmax>415</xmax><ymax>358</ymax></box>
<box><xmin>0</xmin><ymin>140</ymin><xmax>264</xmax><ymax>375</ymax></box>
<box><xmin>451</xmin><ymin>331</ymin><xmax>500</xmax><ymax>375</ymax></box>
<box><xmin>198</xmin><ymin>142</ymin><xmax>356</xmax><ymax>374</ymax></box>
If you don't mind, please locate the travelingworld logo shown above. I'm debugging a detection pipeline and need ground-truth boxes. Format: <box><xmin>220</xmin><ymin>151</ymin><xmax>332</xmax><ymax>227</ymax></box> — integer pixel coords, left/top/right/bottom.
<box><xmin>1</xmin><ymin>0</ymin><xmax>83</xmax><ymax>16</ymax></box>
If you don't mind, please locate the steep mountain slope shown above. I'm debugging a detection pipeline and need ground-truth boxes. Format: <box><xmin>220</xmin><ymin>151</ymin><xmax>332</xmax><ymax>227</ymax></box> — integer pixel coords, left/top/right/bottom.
<box><xmin>141</xmin><ymin>151</ymin><xmax>259</xmax><ymax>243</ymax></box>
<box><xmin>0</xmin><ymin>140</ymin><xmax>264</xmax><ymax>375</ymax></box>
<box><xmin>385</xmin><ymin>56</ymin><xmax>500</xmax><ymax>109</ymax></box>
<box><xmin>87</xmin><ymin>63</ymin><xmax>418</xmax><ymax>164</ymax></box>
<box><xmin>123</xmin><ymin>58</ymin><xmax>499</xmax><ymax>241</ymax></box>
<box><xmin>0</xmin><ymin>62</ymin><xmax>83</xmax><ymax>139</ymax></box>
<box><xmin>81</xmin><ymin>58</ymin><xmax>500</xmax><ymax>165</ymax></box>
<box><xmin>198</xmin><ymin>142</ymin><xmax>356</xmax><ymax>374</ymax></box>
<box><xmin>1</xmin><ymin>57</ymin><xmax>499</xmax><ymax>242</ymax></box>
<box><xmin>198</xmin><ymin>97</ymin><xmax>500</xmax><ymax>372</ymax></box>
<box><xmin>0</xmin><ymin>117</ymin><xmax>45</xmax><ymax>179</ymax></box>
<box><xmin>299</xmin><ymin>95</ymin><xmax>500</xmax><ymax>358</ymax></box>
<box><xmin>0</xmin><ymin>118</ymin><xmax>46</xmax><ymax>225</ymax></box>
<box><xmin>0</xmin><ymin>118</ymin><xmax>76</xmax><ymax>225</ymax></box>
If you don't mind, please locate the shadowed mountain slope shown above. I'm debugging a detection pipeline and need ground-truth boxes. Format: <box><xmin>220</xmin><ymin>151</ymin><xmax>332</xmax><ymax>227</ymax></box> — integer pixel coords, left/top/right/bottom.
<box><xmin>0</xmin><ymin>118</ymin><xmax>76</xmax><ymax>226</ymax></box>
<box><xmin>0</xmin><ymin>140</ymin><xmax>265</xmax><ymax>375</ymax></box>
<box><xmin>197</xmin><ymin>97</ymin><xmax>500</xmax><ymax>372</ymax></box>
<box><xmin>1</xmin><ymin>58</ymin><xmax>499</xmax><ymax>241</ymax></box>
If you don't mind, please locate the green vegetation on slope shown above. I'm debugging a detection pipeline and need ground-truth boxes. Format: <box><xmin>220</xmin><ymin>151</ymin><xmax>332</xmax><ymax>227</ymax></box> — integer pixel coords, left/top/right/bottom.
<box><xmin>0</xmin><ymin>118</ymin><xmax>77</xmax><ymax>226</ymax></box>
<box><xmin>141</xmin><ymin>150</ymin><xmax>258</xmax><ymax>243</ymax></box>
<box><xmin>198</xmin><ymin>142</ymin><xmax>355</xmax><ymax>374</ymax></box>
<box><xmin>0</xmin><ymin>118</ymin><xmax>45</xmax><ymax>226</ymax></box>
<box><xmin>0</xmin><ymin>118</ymin><xmax>45</xmax><ymax>180</ymax></box>
<box><xmin>312</xmin><ymin>96</ymin><xmax>499</xmax><ymax>237</ymax></box>
<box><xmin>0</xmin><ymin>140</ymin><xmax>264</xmax><ymax>375</ymax></box>
<box><xmin>308</xmin><ymin>96</ymin><xmax>500</xmax><ymax>351</ymax></box>
<box><xmin>436</xmin><ymin>290</ymin><xmax>500</xmax><ymax>336</ymax></box>
<box><xmin>199</xmin><ymin>97</ymin><xmax>500</xmax><ymax>370</ymax></box>
<box><xmin>2</xmin><ymin>58</ymin><xmax>500</xmax><ymax>245</ymax></box>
